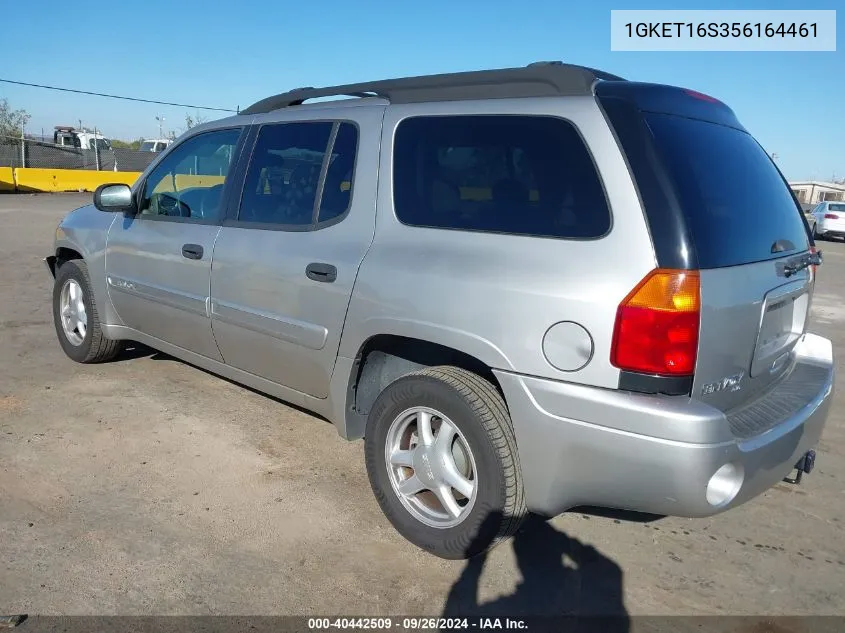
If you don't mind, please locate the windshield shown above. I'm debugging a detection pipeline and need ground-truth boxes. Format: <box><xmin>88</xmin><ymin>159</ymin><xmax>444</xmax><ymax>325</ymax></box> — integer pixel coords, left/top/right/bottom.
<box><xmin>645</xmin><ymin>113</ymin><xmax>809</xmax><ymax>268</ymax></box>
<box><xmin>140</xmin><ymin>142</ymin><xmax>156</xmax><ymax>152</ymax></box>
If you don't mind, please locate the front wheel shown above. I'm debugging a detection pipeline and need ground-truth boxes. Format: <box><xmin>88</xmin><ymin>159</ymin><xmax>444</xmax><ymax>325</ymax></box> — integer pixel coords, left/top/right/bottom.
<box><xmin>52</xmin><ymin>259</ymin><xmax>123</xmax><ymax>363</ymax></box>
<box><xmin>364</xmin><ymin>366</ymin><xmax>527</xmax><ymax>559</ymax></box>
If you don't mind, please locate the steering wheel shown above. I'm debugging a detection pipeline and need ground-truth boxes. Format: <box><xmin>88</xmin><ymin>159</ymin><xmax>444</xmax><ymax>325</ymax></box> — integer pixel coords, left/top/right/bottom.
<box><xmin>154</xmin><ymin>191</ymin><xmax>190</xmax><ymax>217</ymax></box>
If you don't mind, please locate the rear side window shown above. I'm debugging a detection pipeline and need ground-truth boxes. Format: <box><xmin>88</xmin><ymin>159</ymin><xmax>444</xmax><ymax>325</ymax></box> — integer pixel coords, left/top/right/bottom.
<box><xmin>829</xmin><ymin>203</ymin><xmax>845</xmax><ymax>212</ymax></box>
<box><xmin>238</xmin><ymin>121</ymin><xmax>358</xmax><ymax>228</ymax></box>
<box><xmin>645</xmin><ymin>113</ymin><xmax>809</xmax><ymax>268</ymax></box>
<box><xmin>392</xmin><ymin>115</ymin><xmax>610</xmax><ymax>239</ymax></box>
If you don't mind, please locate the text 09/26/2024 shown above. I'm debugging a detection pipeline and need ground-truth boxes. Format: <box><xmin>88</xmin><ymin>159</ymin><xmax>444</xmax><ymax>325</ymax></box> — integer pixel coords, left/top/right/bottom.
<box><xmin>307</xmin><ymin>617</ymin><xmax>530</xmax><ymax>630</ymax></box>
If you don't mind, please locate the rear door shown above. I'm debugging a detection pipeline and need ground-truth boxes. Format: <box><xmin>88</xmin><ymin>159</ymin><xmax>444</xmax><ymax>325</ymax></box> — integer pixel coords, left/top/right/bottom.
<box><xmin>209</xmin><ymin>107</ymin><xmax>381</xmax><ymax>398</ymax></box>
<box><xmin>599</xmin><ymin>85</ymin><xmax>815</xmax><ymax>413</ymax></box>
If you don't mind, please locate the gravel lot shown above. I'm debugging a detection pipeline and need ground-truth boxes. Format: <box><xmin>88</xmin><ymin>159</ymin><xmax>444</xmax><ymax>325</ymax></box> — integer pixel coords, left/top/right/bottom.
<box><xmin>1</xmin><ymin>193</ymin><xmax>843</xmax><ymax>618</ymax></box>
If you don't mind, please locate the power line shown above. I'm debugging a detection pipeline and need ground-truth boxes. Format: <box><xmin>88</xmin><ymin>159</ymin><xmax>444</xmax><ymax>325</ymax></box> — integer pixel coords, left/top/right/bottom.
<box><xmin>0</xmin><ymin>78</ymin><xmax>238</xmax><ymax>113</ymax></box>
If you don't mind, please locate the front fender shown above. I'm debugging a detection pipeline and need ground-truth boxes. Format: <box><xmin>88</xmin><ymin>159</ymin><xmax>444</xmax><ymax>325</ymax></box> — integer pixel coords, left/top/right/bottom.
<box><xmin>49</xmin><ymin>204</ymin><xmax>123</xmax><ymax>327</ymax></box>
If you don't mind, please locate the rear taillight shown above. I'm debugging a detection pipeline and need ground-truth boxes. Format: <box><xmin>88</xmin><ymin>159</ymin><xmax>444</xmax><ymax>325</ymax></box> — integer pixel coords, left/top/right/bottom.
<box><xmin>824</xmin><ymin>213</ymin><xmax>839</xmax><ymax>219</ymax></box>
<box><xmin>610</xmin><ymin>269</ymin><xmax>701</xmax><ymax>376</ymax></box>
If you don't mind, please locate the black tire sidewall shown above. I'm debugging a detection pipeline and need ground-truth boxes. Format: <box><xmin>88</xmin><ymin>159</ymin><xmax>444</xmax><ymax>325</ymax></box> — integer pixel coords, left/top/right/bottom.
<box><xmin>364</xmin><ymin>373</ymin><xmax>508</xmax><ymax>559</ymax></box>
<box><xmin>52</xmin><ymin>260</ymin><xmax>95</xmax><ymax>363</ymax></box>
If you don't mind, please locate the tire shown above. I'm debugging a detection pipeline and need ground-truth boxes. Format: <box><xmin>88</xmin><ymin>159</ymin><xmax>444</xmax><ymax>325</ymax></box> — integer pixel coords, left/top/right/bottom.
<box><xmin>364</xmin><ymin>366</ymin><xmax>527</xmax><ymax>559</ymax></box>
<box><xmin>52</xmin><ymin>258</ymin><xmax>123</xmax><ymax>364</ymax></box>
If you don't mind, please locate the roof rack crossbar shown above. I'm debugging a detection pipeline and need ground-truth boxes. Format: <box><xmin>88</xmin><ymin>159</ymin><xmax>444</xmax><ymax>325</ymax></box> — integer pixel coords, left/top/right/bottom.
<box><xmin>241</xmin><ymin>62</ymin><xmax>625</xmax><ymax>115</ymax></box>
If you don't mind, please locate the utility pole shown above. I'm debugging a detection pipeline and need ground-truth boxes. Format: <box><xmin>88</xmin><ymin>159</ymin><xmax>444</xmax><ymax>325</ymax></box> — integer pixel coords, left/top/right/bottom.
<box><xmin>156</xmin><ymin>116</ymin><xmax>165</xmax><ymax>139</ymax></box>
<box><xmin>94</xmin><ymin>126</ymin><xmax>100</xmax><ymax>171</ymax></box>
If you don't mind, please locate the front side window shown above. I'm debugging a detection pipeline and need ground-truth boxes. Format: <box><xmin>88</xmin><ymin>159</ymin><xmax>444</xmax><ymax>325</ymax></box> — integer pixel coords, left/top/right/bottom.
<box><xmin>87</xmin><ymin>138</ymin><xmax>110</xmax><ymax>150</ymax></box>
<box><xmin>139</xmin><ymin>128</ymin><xmax>241</xmax><ymax>221</ymax></box>
<box><xmin>392</xmin><ymin>115</ymin><xmax>611</xmax><ymax>239</ymax></box>
<box><xmin>238</xmin><ymin>121</ymin><xmax>358</xmax><ymax>227</ymax></box>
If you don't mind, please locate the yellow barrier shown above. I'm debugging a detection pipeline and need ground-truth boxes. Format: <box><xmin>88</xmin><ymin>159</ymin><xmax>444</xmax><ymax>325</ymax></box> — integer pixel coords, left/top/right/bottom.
<box><xmin>153</xmin><ymin>174</ymin><xmax>226</xmax><ymax>194</ymax></box>
<box><xmin>12</xmin><ymin>168</ymin><xmax>141</xmax><ymax>193</ymax></box>
<box><xmin>0</xmin><ymin>167</ymin><xmax>14</xmax><ymax>192</ymax></box>
<box><xmin>6</xmin><ymin>170</ymin><xmax>544</xmax><ymax>203</ymax></box>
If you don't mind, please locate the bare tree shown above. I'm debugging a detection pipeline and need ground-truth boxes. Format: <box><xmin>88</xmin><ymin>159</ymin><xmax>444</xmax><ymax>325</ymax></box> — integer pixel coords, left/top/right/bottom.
<box><xmin>0</xmin><ymin>98</ymin><xmax>30</xmax><ymax>144</ymax></box>
<box><xmin>184</xmin><ymin>111</ymin><xmax>208</xmax><ymax>132</ymax></box>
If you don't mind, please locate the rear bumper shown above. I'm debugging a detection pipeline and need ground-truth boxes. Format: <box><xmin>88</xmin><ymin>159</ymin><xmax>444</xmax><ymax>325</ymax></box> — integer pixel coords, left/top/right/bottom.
<box><xmin>816</xmin><ymin>219</ymin><xmax>845</xmax><ymax>237</ymax></box>
<box><xmin>495</xmin><ymin>332</ymin><xmax>834</xmax><ymax>518</ymax></box>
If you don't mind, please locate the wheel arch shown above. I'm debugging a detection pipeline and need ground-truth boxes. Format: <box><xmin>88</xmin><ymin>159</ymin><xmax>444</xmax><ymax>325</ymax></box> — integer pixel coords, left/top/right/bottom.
<box><xmin>48</xmin><ymin>229</ymin><xmax>123</xmax><ymax>329</ymax></box>
<box><xmin>46</xmin><ymin>244</ymin><xmax>85</xmax><ymax>278</ymax></box>
<box><xmin>339</xmin><ymin>333</ymin><xmax>507</xmax><ymax>441</ymax></box>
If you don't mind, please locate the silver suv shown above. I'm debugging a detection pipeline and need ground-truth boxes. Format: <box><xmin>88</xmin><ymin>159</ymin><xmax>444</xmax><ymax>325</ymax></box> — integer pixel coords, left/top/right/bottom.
<box><xmin>46</xmin><ymin>62</ymin><xmax>834</xmax><ymax>560</ymax></box>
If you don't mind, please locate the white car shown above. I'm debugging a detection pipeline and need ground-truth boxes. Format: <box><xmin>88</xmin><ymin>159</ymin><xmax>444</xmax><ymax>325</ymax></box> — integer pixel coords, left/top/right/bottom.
<box><xmin>140</xmin><ymin>139</ymin><xmax>173</xmax><ymax>153</ymax></box>
<box><xmin>810</xmin><ymin>201</ymin><xmax>845</xmax><ymax>241</ymax></box>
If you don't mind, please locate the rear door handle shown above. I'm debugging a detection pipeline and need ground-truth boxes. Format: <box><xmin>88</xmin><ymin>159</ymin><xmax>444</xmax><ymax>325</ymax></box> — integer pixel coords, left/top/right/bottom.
<box><xmin>182</xmin><ymin>244</ymin><xmax>204</xmax><ymax>260</ymax></box>
<box><xmin>306</xmin><ymin>262</ymin><xmax>337</xmax><ymax>283</ymax></box>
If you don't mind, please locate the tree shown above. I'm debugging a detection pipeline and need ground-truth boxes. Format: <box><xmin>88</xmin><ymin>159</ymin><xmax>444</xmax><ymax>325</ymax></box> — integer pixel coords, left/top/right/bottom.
<box><xmin>184</xmin><ymin>111</ymin><xmax>208</xmax><ymax>131</ymax></box>
<box><xmin>111</xmin><ymin>138</ymin><xmax>144</xmax><ymax>150</ymax></box>
<box><xmin>0</xmin><ymin>98</ymin><xmax>30</xmax><ymax>143</ymax></box>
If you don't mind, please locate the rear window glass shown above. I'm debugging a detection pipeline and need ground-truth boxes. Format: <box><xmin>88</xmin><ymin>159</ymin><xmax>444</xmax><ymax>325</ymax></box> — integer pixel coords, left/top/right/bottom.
<box><xmin>646</xmin><ymin>113</ymin><xmax>809</xmax><ymax>268</ymax></box>
<box><xmin>392</xmin><ymin>115</ymin><xmax>610</xmax><ymax>239</ymax></box>
<box><xmin>829</xmin><ymin>203</ymin><xmax>845</xmax><ymax>212</ymax></box>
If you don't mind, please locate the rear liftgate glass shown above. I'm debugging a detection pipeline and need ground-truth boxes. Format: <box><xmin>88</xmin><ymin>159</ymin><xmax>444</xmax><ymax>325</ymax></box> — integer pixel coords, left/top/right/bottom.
<box><xmin>599</xmin><ymin>82</ymin><xmax>818</xmax><ymax>409</ymax></box>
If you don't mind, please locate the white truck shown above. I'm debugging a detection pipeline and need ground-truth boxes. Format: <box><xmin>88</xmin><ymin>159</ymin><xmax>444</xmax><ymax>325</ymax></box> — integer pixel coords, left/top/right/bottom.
<box><xmin>139</xmin><ymin>139</ymin><xmax>173</xmax><ymax>153</ymax></box>
<box><xmin>53</xmin><ymin>126</ymin><xmax>112</xmax><ymax>151</ymax></box>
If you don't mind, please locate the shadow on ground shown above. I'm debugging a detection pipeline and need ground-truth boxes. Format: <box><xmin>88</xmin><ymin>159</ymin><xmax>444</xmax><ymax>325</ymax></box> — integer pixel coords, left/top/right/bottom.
<box><xmin>111</xmin><ymin>342</ymin><xmax>331</xmax><ymax>422</ymax></box>
<box><xmin>442</xmin><ymin>513</ymin><xmax>629</xmax><ymax>630</ymax></box>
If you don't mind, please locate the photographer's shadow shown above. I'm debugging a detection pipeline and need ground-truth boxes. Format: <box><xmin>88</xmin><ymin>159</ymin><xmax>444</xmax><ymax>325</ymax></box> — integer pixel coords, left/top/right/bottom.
<box><xmin>442</xmin><ymin>513</ymin><xmax>629</xmax><ymax>631</ymax></box>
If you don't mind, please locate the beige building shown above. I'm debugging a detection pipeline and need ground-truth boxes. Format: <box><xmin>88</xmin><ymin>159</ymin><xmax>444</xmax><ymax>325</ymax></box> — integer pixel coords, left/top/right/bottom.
<box><xmin>789</xmin><ymin>181</ymin><xmax>845</xmax><ymax>205</ymax></box>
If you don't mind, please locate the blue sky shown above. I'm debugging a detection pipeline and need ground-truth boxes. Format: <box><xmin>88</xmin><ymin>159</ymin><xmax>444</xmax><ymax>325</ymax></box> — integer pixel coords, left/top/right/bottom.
<box><xmin>1</xmin><ymin>0</ymin><xmax>842</xmax><ymax>180</ymax></box>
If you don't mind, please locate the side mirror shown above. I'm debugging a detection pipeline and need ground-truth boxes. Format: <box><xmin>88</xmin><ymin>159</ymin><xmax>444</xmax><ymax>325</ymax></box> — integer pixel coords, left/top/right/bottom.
<box><xmin>93</xmin><ymin>183</ymin><xmax>135</xmax><ymax>214</ymax></box>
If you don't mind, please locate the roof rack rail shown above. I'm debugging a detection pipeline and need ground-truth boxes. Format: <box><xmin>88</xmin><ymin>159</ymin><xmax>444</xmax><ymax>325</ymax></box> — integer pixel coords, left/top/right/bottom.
<box><xmin>240</xmin><ymin>62</ymin><xmax>625</xmax><ymax>115</ymax></box>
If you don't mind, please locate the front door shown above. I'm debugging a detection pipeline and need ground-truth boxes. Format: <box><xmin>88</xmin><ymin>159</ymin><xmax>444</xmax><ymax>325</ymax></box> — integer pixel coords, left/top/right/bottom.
<box><xmin>209</xmin><ymin>110</ymin><xmax>381</xmax><ymax>398</ymax></box>
<box><xmin>105</xmin><ymin>127</ymin><xmax>244</xmax><ymax>360</ymax></box>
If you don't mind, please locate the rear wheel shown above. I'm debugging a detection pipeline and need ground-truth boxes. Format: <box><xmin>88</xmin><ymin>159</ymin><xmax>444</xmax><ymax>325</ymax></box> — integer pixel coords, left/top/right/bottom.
<box><xmin>364</xmin><ymin>366</ymin><xmax>527</xmax><ymax>559</ymax></box>
<box><xmin>52</xmin><ymin>259</ymin><xmax>123</xmax><ymax>363</ymax></box>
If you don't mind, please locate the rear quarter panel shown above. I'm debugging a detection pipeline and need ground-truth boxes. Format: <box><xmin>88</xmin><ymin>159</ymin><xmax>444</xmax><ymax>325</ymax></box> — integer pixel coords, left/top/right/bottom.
<box><xmin>340</xmin><ymin>96</ymin><xmax>658</xmax><ymax>389</ymax></box>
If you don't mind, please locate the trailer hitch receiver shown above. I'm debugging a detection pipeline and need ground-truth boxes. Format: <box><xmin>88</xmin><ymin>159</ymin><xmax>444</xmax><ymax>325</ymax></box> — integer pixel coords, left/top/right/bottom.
<box><xmin>783</xmin><ymin>450</ymin><xmax>816</xmax><ymax>485</ymax></box>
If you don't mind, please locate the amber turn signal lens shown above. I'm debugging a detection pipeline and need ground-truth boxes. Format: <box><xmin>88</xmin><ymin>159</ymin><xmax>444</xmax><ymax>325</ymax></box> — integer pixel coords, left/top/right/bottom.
<box><xmin>610</xmin><ymin>269</ymin><xmax>701</xmax><ymax>376</ymax></box>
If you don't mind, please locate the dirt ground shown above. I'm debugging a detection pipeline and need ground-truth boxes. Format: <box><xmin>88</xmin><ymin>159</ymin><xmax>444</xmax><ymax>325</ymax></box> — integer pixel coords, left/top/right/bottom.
<box><xmin>1</xmin><ymin>193</ymin><xmax>843</xmax><ymax>617</ymax></box>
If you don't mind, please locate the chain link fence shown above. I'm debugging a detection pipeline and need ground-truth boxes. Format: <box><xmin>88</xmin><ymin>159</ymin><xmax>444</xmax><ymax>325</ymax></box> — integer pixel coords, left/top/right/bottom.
<box><xmin>0</xmin><ymin>136</ymin><xmax>157</xmax><ymax>172</ymax></box>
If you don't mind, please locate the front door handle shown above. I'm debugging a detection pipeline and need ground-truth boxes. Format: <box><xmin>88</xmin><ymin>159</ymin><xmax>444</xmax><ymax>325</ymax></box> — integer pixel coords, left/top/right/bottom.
<box><xmin>182</xmin><ymin>244</ymin><xmax>204</xmax><ymax>260</ymax></box>
<box><xmin>306</xmin><ymin>262</ymin><xmax>337</xmax><ymax>283</ymax></box>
